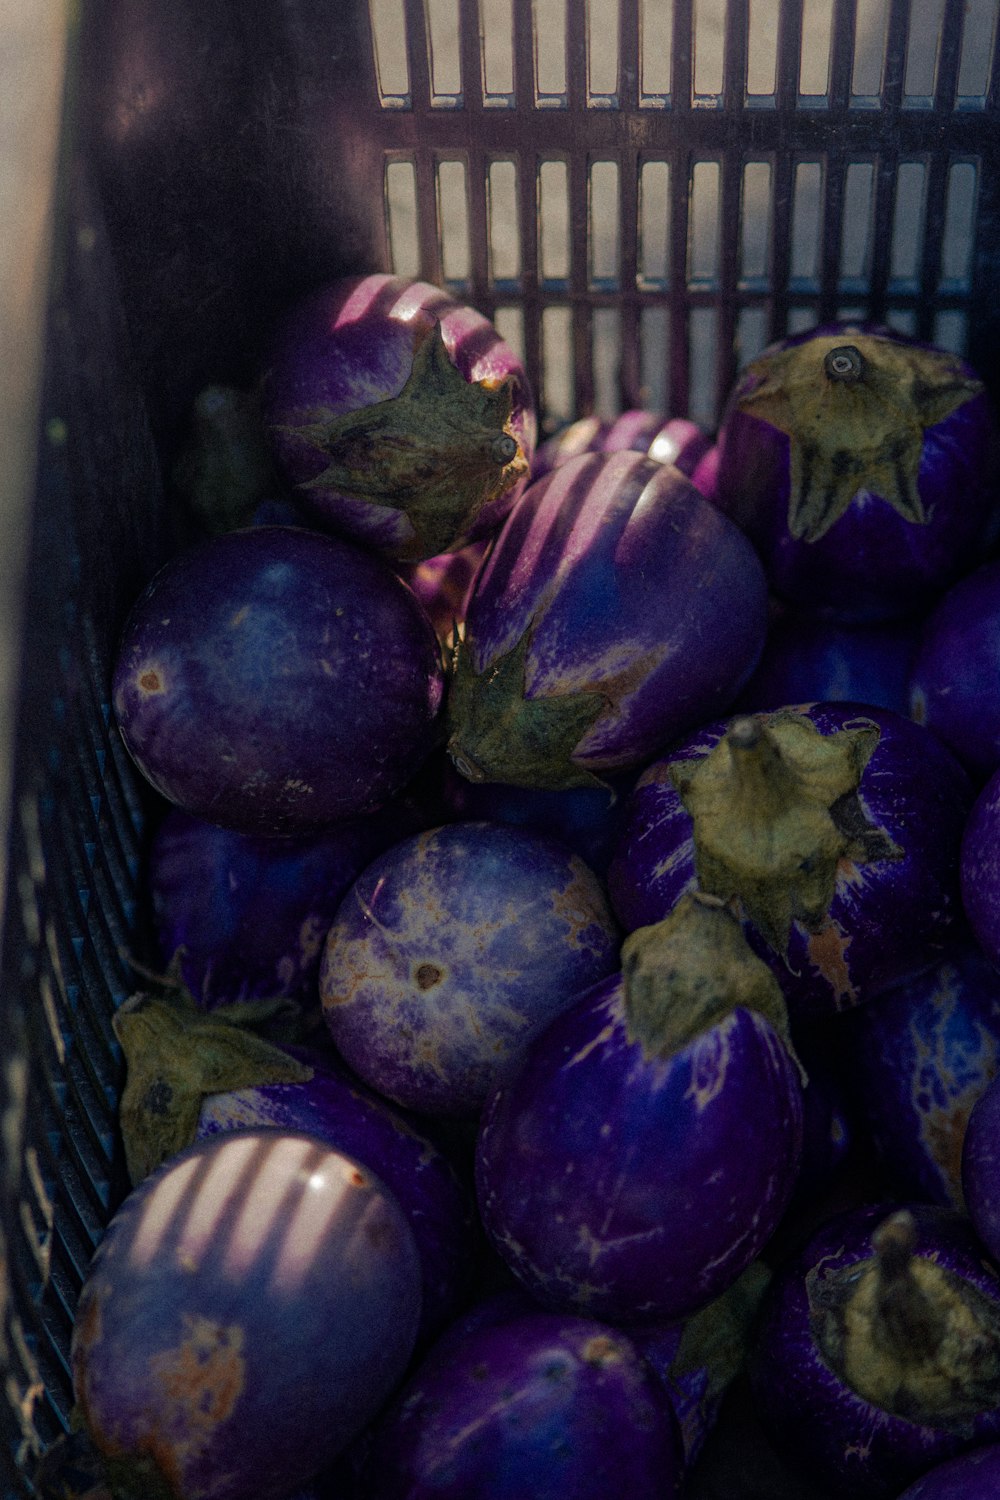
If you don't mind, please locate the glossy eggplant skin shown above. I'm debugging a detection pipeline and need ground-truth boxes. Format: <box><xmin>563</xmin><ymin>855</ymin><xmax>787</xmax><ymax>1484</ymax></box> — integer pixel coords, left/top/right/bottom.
<box><xmin>748</xmin><ymin>1203</ymin><xmax>1000</xmax><ymax>1500</ymax></box>
<box><xmin>363</xmin><ymin>1302</ymin><xmax>684</xmax><ymax>1500</ymax></box>
<box><xmin>195</xmin><ymin>1048</ymin><xmax>476</xmax><ymax>1344</ymax></box>
<box><xmin>839</xmin><ymin>943</ymin><xmax>1000</xmax><ymax>1209</ymax></box>
<box><xmin>112</xmin><ymin>525</ymin><xmax>445</xmax><ymax>835</ymax></box>
<box><xmin>71</xmin><ymin>1131</ymin><xmax>423</xmax><ymax>1500</ymax></box>
<box><xmin>607</xmin><ymin>703</ymin><xmax>973</xmax><ymax>1025</ymax></box>
<box><xmin>475</xmin><ymin>972</ymin><xmax>803</xmax><ymax>1327</ymax></box>
<box><xmin>448</xmin><ymin>451</ymin><xmax>769</xmax><ymax>786</ymax></box>
<box><xmin>714</xmin><ymin>323</ymin><xmax>1000</xmax><ymax>623</ymax></box>
<box><xmin>319</xmin><ymin>820</ymin><xmax>620</xmax><ymax>1117</ymax></box>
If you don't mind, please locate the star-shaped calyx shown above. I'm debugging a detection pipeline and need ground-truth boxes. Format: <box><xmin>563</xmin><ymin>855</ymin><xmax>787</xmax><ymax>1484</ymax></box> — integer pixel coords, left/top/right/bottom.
<box><xmin>669</xmin><ymin>711</ymin><xmax>902</xmax><ymax>961</ymax></box>
<box><xmin>733</xmin><ymin>330</ymin><xmax>983</xmax><ymax>542</ymax></box>
<box><xmin>113</xmin><ymin>973</ymin><xmax>313</xmax><ymax>1185</ymax></box>
<box><xmin>284</xmin><ymin>322</ymin><xmax>528</xmax><ymax>560</ymax></box>
<box><xmin>446</xmin><ymin>630</ymin><xmax>608</xmax><ymax>790</ymax></box>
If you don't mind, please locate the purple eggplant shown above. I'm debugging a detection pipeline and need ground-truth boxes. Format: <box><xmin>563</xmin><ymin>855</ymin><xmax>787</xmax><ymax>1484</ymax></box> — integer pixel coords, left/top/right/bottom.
<box><xmin>736</xmin><ymin>608</ymin><xmax>920</xmax><ymax>718</ymax></box>
<box><xmin>909</xmin><ymin>558</ymin><xmax>1000</xmax><ymax>782</ymax></box>
<box><xmin>959</xmin><ymin>768</ymin><xmax>1000</xmax><ymax>969</ymax></box>
<box><xmin>607</xmin><ymin>703</ymin><xmax>972</xmax><ymax>1024</ymax></box>
<box><xmin>71</xmin><ymin>1130</ymin><xmax>423</xmax><ymax>1500</ymax></box>
<box><xmin>748</xmin><ymin>1203</ymin><xmax>1000</xmax><ymax>1499</ymax></box>
<box><xmin>261</xmin><ymin>274</ymin><xmax>536</xmax><ymax>561</ymax></box>
<box><xmin>961</xmin><ymin>1072</ymin><xmax>1000</xmax><ymax>1264</ymax></box>
<box><xmin>838</xmin><ymin>943</ymin><xmax>1000</xmax><ymax>1209</ymax></box>
<box><xmin>399</xmin><ymin>539</ymin><xmax>489</xmax><ymax>648</ymax></box>
<box><xmin>474</xmin><ymin>894</ymin><xmax>804</xmax><ymax>1325</ymax></box>
<box><xmin>148</xmin><ymin>802</ymin><xmax>422</xmax><ymax>1010</ymax></box>
<box><xmin>112</xmin><ymin>524</ymin><xmax>445</xmax><ymax>835</ymax></box>
<box><xmin>714</xmin><ymin>323</ymin><xmax>1000</xmax><ymax>621</ymax></box>
<box><xmin>446</xmin><ymin>451</ymin><xmax>769</xmax><ymax>791</ymax></box>
<box><xmin>319</xmin><ymin>820</ymin><xmax>620</xmax><ymax>1116</ymax></box>
<box><xmin>362</xmin><ymin>1302</ymin><xmax>684</xmax><ymax>1499</ymax></box>
<box><xmin>531</xmin><ymin>408</ymin><xmax>711</xmax><ymax>482</ymax></box>
<box><xmin>894</xmin><ymin>1444</ymin><xmax>1000</xmax><ymax>1498</ymax></box>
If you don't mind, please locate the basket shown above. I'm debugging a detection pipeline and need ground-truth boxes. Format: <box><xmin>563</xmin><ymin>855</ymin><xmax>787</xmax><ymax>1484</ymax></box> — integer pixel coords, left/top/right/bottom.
<box><xmin>2</xmin><ymin>0</ymin><xmax>999</xmax><ymax>1491</ymax></box>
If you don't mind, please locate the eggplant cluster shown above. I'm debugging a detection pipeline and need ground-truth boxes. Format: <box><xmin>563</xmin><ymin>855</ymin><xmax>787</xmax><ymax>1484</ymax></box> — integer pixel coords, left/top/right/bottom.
<box><xmin>52</xmin><ymin>284</ymin><xmax>1000</xmax><ymax>1500</ymax></box>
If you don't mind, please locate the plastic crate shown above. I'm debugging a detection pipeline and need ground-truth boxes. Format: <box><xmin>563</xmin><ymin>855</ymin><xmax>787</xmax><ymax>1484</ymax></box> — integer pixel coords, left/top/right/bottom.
<box><xmin>2</xmin><ymin>0</ymin><xmax>1000</xmax><ymax>1491</ymax></box>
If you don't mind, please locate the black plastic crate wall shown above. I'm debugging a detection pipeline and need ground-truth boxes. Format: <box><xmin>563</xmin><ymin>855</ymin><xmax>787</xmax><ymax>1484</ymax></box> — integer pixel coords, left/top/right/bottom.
<box><xmin>3</xmin><ymin>0</ymin><xmax>1000</xmax><ymax>1493</ymax></box>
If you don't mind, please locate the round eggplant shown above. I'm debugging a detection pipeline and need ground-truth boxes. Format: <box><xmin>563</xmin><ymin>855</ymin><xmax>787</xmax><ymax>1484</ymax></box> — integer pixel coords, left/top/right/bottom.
<box><xmin>736</xmin><ymin>609</ymin><xmax>920</xmax><ymax>717</ymax></box>
<box><xmin>607</xmin><ymin>703</ymin><xmax>972</xmax><ymax>1024</ymax></box>
<box><xmin>714</xmin><ymin>323</ymin><xmax>1000</xmax><ymax>621</ymax></box>
<box><xmin>112</xmin><ymin>525</ymin><xmax>445</xmax><ymax>835</ymax></box>
<box><xmin>475</xmin><ymin>898</ymin><xmax>804</xmax><ymax>1325</ymax></box>
<box><xmin>446</xmin><ymin>451</ymin><xmax>769</xmax><ymax>791</ymax></box>
<box><xmin>530</xmin><ymin>408</ymin><xmax>711</xmax><ymax>482</ymax></box>
<box><xmin>319</xmin><ymin>820</ymin><xmax>620</xmax><ymax>1116</ymax></box>
<box><xmin>71</xmin><ymin>1130</ymin><xmax>423</xmax><ymax>1500</ymax></box>
<box><xmin>909</xmin><ymin>558</ymin><xmax>1000</xmax><ymax>782</ymax></box>
<box><xmin>261</xmin><ymin>274</ymin><xmax>536</xmax><ymax>561</ymax></box>
<box><xmin>748</xmin><ymin>1203</ymin><xmax>1000</xmax><ymax>1499</ymax></box>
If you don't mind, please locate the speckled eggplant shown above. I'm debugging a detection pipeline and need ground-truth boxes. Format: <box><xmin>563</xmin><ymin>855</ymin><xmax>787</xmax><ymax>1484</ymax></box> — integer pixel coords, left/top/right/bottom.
<box><xmin>714</xmin><ymin>323</ymin><xmax>1000</xmax><ymax>621</ymax></box>
<box><xmin>446</xmin><ymin>451</ymin><xmax>769</xmax><ymax>790</ymax></box>
<box><xmin>362</xmin><ymin>1302</ymin><xmax>684</xmax><ymax>1499</ymax></box>
<box><xmin>71</xmin><ymin>1130</ymin><xmax>422</xmax><ymax>1500</ymax></box>
<box><xmin>148</xmin><ymin>802</ymin><xmax>422</xmax><ymax>1010</ymax></box>
<box><xmin>112</xmin><ymin>525</ymin><xmax>445</xmax><ymax>835</ymax></box>
<box><xmin>959</xmin><ymin>769</ymin><xmax>1000</xmax><ymax>969</ymax></box>
<box><xmin>839</xmin><ymin>943</ymin><xmax>1000</xmax><ymax>1209</ymax></box>
<box><xmin>194</xmin><ymin>1047</ymin><xmax>475</xmax><ymax>1343</ymax></box>
<box><xmin>895</xmin><ymin>1443</ymin><xmax>1000</xmax><ymax>1499</ymax></box>
<box><xmin>261</xmin><ymin>274</ymin><xmax>536</xmax><ymax>561</ymax></box>
<box><xmin>607</xmin><ymin>703</ymin><xmax>973</xmax><ymax>1024</ymax></box>
<box><xmin>748</xmin><ymin>1202</ymin><xmax>1000</xmax><ymax>1499</ymax></box>
<box><xmin>319</xmin><ymin>820</ymin><xmax>620</xmax><ymax>1116</ymax></box>
<box><xmin>961</xmin><ymin>1072</ymin><xmax>1000</xmax><ymax>1263</ymax></box>
<box><xmin>909</xmin><ymin>558</ymin><xmax>1000</xmax><ymax>782</ymax></box>
<box><xmin>735</xmin><ymin>609</ymin><xmax>920</xmax><ymax>717</ymax></box>
<box><xmin>474</xmin><ymin>971</ymin><xmax>803</xmax><ymax>1326</ymax></box>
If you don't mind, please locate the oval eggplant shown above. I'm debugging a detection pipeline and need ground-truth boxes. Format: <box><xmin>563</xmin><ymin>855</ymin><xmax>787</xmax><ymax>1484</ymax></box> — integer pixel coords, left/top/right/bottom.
<box><xmin>319</xmin><ymin>820</ymin><xmax>620</xmax><ymax>1116</ymax></box>
<box><xmin>446</xmin><ymin>451</ymin><xmax>769</xmax><ymax>791</ymax></box>
<box><xmin>748</xmin><ymin>1203</ymin><xmax>1000</xmax><ymax>1499</ymax></box>
<box><xmin>261</xmin><ymin>274</ymin><xmax>536</xmax><ymax>561</ymax></box>
<box><xmin>714</xmin><ymin>322</ymin><xmax>1000</xmax><ymax>621</ymax></box>
<box><xmin>112</xmin><ymin>525</ymin><xmax>445</xmax><ymax>835</ymax></box>
<box><xmin>71</xmin><ymin>1130</ymin><xmax>423</xmax><ymax>1500</ymax></box>
<box><xmin>607</xmin><ymin>703</ymin><xmax>972</xmax><ymax>1024</ymax></box>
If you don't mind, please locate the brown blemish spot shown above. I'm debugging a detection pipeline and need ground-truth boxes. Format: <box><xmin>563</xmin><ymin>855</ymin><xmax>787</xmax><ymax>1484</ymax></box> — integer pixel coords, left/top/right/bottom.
<box><xmin>807</xmin><ymin>919</ymin><xmax>856</xmax><ymax>1008</ymax></box>
<box><xmin>349</xmin><ymin>1168</ymin><xmax>366</xmax><ymax>1187</ymax></box>
<box><xmin>581</xmin><ymin>1334</ymin><xmax>622</xmax><ymax>1367</ymax></box>
<box><xmin>415</xmin><ymin>962</ymin><xmax>443</xmax><ymax>990</ymax></box>
<box><xmin>147</xmin><ymin>1315</ymin><xmax>245</xmax><ymax>1471</ymax></box>
<box><xmin>139</xmin><ymin>670</ymin><xmax>164</xmax><ymax>694</ymax></box>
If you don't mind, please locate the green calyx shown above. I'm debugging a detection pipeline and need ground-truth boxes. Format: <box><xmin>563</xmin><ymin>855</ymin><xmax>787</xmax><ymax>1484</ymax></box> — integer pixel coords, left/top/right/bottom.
<box><xmin>112</xmin><ymin>974</ymin><xmax>313</xmax><ymax>1186</ymax></box>
<box><xmin>808</xmin><ymin>1209</ymin><xmax>1000</xmax><ymax>1427</ymax></box>
<box><xmin>621</xmin><ymin>891</ymin><xmax>802</xmax><ymax>1074</ymax></box>
<box><xmin>284</xmin><ymin>322</ymin><xmax>528</xmax><ymax>560</ymax></box>
<box><xmin>734</xmin><ymin>329</ymin><xmax>983</xmax><ymax>542</ymax></box>
<box><xmin>446</xmin><ymin>630</ymin><xmax>609</xmax><ymax>790</ymax></box>
<box><xmin>670</xmin><ymin>711</ymin><xmax>902</xmax><ymax>961</ymax></box>
<box><xmin>670</xmin><ymin>1259</ymin><xmax>773</xmax><ymax>1392</ymax></box>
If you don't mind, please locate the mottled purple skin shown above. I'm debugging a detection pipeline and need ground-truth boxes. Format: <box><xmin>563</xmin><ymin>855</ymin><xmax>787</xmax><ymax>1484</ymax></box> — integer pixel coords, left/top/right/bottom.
<box><xmin>399</xmin><ymin>539</ymin><xmax>489</xmax><ymax>644</ymax></box>
<box><xmin>962</xmin><ymin>1073</ymin><xmax>1000</xmax><ymax>1263</ymax></box>
<box><xmin>148</xmin><ymin>802</ymin><xmax>422</xmax><ymax>1010</ymax></box>
<box><xmin>71</xmin><ymin>1130</ymin><xmax>422</xmax><ymax>1500</ymax></box>
<box><xmin>895</xmin><ymin>1444</ymin><xmax>1000</xmax><ymax>1499</ymax></box>
<box><xmin>839</xmin><ymin>943</ymin><xmax>1000</xmax><ymax>1209</ymax></box>
<box><xmin>475</xmin><ymin>972</ymin><xmax>804</xmax><ymax>1325</ymax></box>
<box><xmin>748</xmin><ymin>1202</ymin><xmax>1000</xmax><ymax>1499</ymax></box>
<box><xmin>261</xmin><ymin>274</ymin><xmax>536</xmax><ymax>557</ymax></box>
<box><xmin>195</xmin><ymin>1049</ymin><xmax>475</xmax><ymax>1343</ymax></box>
<box><xmin>607</xmin><ymin>703</ymin><xmax>973</xmax><ymax>1024</ymax></box>
<box><xmin>909</xmin><ymin>559</ymin><xmax>1000</xmax><ymax>782</ymax></box>
<box><xmin>319</xmin><ymin>820</ymin><xmax>620</xmax><ymax>1116</ymax></box>
<box><xmin>714</xmin><ymin>324</ymin><xmax>1000</xmax><ymax>622</ymax></box>
<box><xmin>463</xmin><ymin>451</ymin><xmax>769</xmax><ymax>774</ymax></box>
<box><xmin>112</xmin><ymin>525</ymin><xmax>445</xmax><ymax>835</ymax></box>
<box><xmin>363</xmin><ymin>1304</ymin><xmax>684</xmax><ymax>1500</ymax></box>
<box><xmin>531</xmin><ymin>410</ymin><xmax>711</xmax><ymax>481</ymax></box>
<box><xmin>437</xmin><ymin>761</ymin><xmax>637</xmax><ymax>877</ymax></box>
<box><xmin>736</xmin><ymin>610</ymin><xmax>920</xmax><ymax>717</ymax></box>
<box><xmin>959</xmin><ymin>769</ymin><xmax>1000</xmax><ymax>969</ymax></box>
